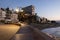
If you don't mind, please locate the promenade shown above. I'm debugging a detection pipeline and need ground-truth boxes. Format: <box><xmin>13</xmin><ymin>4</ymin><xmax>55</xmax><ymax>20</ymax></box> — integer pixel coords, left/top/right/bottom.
<box><xmin>0</xmin><ymin>24</ymin><xmax>56</xmax><ymax>40</ymax></box>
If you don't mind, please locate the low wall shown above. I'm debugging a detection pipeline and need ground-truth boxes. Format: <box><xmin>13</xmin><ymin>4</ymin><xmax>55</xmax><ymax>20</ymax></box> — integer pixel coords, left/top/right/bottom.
<box><xmin>29</xmin><ymin>26</ymin><xmax>56</xmax><ymax>40</ymax></box>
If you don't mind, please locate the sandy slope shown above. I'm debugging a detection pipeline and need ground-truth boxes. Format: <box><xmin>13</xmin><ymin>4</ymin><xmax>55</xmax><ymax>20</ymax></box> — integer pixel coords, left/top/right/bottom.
<box><xmin>0</xmin><ymin>24</ymin><xmax>20</xmax><ymax>40</ymax></box>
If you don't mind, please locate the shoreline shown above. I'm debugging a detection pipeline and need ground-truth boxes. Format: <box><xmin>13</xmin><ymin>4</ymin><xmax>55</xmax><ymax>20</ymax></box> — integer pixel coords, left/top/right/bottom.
<box><xmin>30</xmin><ymin>23</ymin><xmax>60</xmax><ymax>30</ymax></box>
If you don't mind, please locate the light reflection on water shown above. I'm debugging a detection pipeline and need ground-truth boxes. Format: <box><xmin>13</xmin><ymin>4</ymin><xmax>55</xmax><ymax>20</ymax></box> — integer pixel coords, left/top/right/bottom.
<box><xmin>41</xmin><ymin>27</ymin><xmax>60</xmax><ymax>37</ymax></box>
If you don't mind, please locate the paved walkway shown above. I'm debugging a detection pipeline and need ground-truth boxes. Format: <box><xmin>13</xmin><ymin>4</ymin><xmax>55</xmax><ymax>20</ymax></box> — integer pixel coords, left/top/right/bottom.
<box><xmin>11</xmin><ymin>24</ymin><xmax>56</xmax><ymax>40</ymax></box>
<box><xmin>11</xmin><ymin>25</ymin><xmax>34</xmax><ymax>40</ymax></box>
<box><xmin>0</xmin><ymin>24</ymin><xmax>56</xmax><ymax>40</ymax></box>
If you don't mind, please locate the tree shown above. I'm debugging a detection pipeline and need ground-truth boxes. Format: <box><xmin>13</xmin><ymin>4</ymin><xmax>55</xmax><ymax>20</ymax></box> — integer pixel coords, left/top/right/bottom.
<box><xmin>51</xmin><ymin>21</ymin><xmax>56</xmax><ymax>23</ymax></box>
<box><xmin>1</xmin><ymin>8</ymin><xmax>4</xmax><ymax>11</ymax></box>
<box><xmin>18</xmin><ymin>11</ymin><xmax>25</xmax><ymax>22</ymax></box>
<box><xmin>5</xmin><ymin>7</ymin><xmax>12</xmax><ymax>19</ymax></box>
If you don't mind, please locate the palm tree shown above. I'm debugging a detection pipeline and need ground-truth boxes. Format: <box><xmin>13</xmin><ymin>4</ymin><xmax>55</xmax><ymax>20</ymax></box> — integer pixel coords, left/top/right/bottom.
<box><xmin>18</xmin><ymin>11</ymin><xmax>25</xmax><ymax>22</ymax></box>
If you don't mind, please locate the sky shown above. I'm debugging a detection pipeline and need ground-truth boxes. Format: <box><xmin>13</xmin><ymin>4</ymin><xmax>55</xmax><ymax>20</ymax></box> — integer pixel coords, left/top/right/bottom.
<box><xmin>0</xmin><ymin>0</ymin><xmax>60</xmax><ymax>20</ymax></box>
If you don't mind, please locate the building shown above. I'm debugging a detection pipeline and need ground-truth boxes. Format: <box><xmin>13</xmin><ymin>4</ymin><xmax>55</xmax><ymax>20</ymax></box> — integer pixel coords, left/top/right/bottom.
<box><xmin>40</xmin><ymin>17</ymin><xmax>48</xmax><ymax>23</ymax></box>
<box><xmin>22</xmin><ymin>5</ymin><xmax>35</xmax><ymax>15</ymax></box>
<box><xmin>5</xmin><ymin>11</ymin><xmax>18</xmax><ymax>23</ymax></box>
<box><xmin>11</xmin><ymin>12</ymin><xmax>18</xmax><ymax>23</ymax></box>
<box><xmin>0</xmin><ymin>8</ymin><xmax>6</xmax><ymax>21</ymax></box>
<box><xmin>36</xmin><ymin>16</ymin><xmax>41</xmax><ymax>22</ymax></box>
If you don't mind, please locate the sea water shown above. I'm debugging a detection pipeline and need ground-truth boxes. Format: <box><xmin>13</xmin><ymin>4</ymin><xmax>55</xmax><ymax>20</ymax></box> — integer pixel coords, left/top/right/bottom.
<box><xmin>41</xmin><ymin>27</ymin><xmax>60</xmax><ymax>40</ymax></box>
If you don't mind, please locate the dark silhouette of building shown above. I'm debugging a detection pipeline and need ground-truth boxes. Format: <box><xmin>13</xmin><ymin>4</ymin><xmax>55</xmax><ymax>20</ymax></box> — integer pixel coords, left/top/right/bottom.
<box><xmin>22</xmin><ymin>5</ymin><xmax>35</xmax><ymax>15</ymax></box>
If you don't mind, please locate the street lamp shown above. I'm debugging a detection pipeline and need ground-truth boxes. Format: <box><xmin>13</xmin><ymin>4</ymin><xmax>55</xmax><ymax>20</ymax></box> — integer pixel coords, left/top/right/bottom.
<box><xmin>15</xmin><ymin>7</ymin><xmax>24</xmax><ymax>13</ymax></box>
<box><xmin>15</xmin><ymin>8</ymin><xmax>19</xmax><ymax>13</ymax></box>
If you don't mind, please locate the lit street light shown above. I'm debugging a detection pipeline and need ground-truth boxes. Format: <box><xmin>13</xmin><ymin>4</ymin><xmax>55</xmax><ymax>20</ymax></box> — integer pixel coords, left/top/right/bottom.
<box><xmin>15</xmin><ymin>8</ymin><xmax>19</xmax><ymax>13</ymax></box>
<box><xmin>15</xmin><ymin>8</ymin><xmax>24</xmax><ymax>13</ymax></box>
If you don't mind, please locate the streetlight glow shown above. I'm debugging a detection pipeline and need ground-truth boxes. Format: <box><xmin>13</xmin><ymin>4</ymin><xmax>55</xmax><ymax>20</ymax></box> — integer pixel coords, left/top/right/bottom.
<box><xmin>15</xmin><ymin>8</ymin><xmax>19</xmax><ymax>13</ymax></box>
<box><xmin>15</xmin><ymin>8</ymin><xmax>23</xmax><ymax>13</ymax></box>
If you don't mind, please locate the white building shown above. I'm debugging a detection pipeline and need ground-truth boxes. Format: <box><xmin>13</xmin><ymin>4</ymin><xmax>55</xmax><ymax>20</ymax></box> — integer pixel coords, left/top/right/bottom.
<box><xmin>11</xmin><ymin>12</ymin><xmax>18</xmax><ymax>23</ymax></box>
<box><xmin>40</xmin><ymin>17</ymin><xmax>47</xmax><ymax>23</ymax></box>
<box><xmin>0</xmin><ymin>9</ymin><xmax>6</xmax><ymax>20</ymax></box>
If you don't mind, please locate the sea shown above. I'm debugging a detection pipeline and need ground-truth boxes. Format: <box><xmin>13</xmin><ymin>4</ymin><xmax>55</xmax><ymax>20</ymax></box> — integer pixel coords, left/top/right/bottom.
<box><xmin>41</xmin><ymin>27</ymin><xmax>60</xmax><ymax>40</ymax></box>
